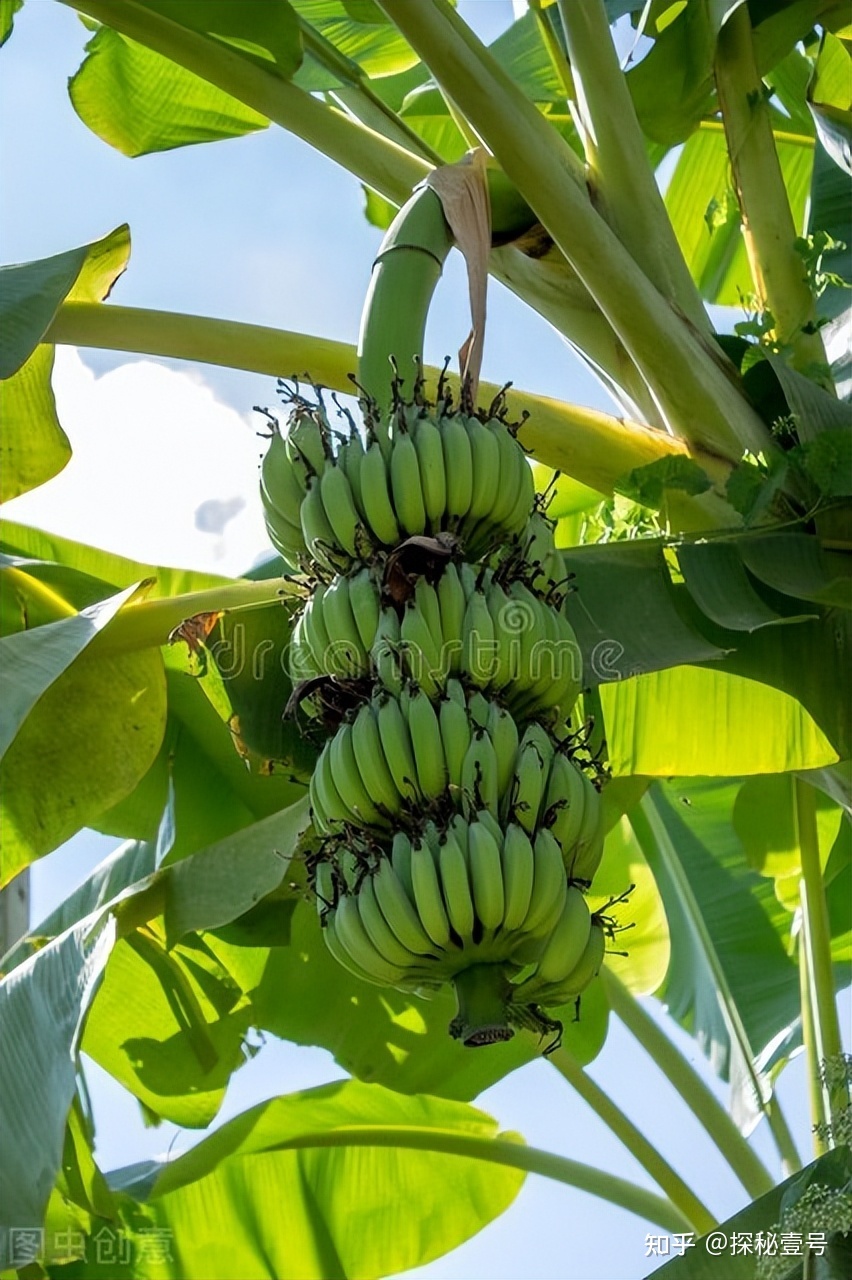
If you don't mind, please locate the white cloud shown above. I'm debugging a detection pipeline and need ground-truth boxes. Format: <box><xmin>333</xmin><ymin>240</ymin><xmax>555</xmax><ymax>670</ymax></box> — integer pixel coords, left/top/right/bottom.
<box><xmin>2</xmin><ymin>348</ymin><xmax>273</xmax><ymax>576</ymax></box>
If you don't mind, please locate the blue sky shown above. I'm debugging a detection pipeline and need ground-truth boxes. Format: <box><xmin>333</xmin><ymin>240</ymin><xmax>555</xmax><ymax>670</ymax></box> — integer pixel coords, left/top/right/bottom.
<box><xmin>1</xmin><ymin>4</ymin><xmax>845</xmax><ymax>1279</ymax></box>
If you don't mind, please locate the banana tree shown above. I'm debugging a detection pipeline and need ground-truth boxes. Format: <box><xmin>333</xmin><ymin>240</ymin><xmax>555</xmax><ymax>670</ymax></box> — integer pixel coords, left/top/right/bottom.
<box><xmin>1</xmin><ymin>1</ymin><xmax>850</xmax><ymax>1277</ymax></box>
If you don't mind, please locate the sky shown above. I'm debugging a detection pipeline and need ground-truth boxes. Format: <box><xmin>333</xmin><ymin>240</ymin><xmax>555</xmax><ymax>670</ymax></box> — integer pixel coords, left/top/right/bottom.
<box><xmin>1</xmin><ymin>4</ymin><xmax>847</xmax><ymax>1279</ymax></box>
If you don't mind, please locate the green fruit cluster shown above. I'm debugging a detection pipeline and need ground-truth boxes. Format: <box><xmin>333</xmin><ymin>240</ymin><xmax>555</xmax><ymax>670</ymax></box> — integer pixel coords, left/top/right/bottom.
<box><xmin>260</xmin><ymin>385</ymin><xmax>534</xmax><ymax>571</ymax></box>
<box><xmin>261</xmin><ymin>381</ymin><xmax>611</xmax><ymax>1048</ymax></box>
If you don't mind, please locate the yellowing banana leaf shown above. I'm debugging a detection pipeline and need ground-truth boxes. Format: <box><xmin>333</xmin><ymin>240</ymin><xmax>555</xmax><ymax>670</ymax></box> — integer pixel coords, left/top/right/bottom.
<box><xmin>69</xmin><ymin>25</ymin><xmax>270</xmax><ymax>157</ymax></box>
<box><xmin>0</xmin><ymin>225</ymin><xmax>128</xmax><ymax>501</ymax></box>
<box><xmin>0</xmin><ymin>914</ymin><xmax>116</xmax><ymax>1264</ymax></box>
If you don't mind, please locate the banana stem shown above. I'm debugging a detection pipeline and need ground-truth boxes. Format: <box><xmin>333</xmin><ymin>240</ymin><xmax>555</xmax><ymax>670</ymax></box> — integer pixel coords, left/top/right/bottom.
<box><xmin>795</xmin><ymin>778</ymin><xmax>849</xmax><ymax>1135</ymax></box>
<box><xmin>450</xmin><ymin>964</ymin><xmax>514</xmax><ymax>1046</ymax></box>
<box><xmin>43</xmin><ymin>302</ymin><xmax>733</xmax><ymax>526</ymax></box>
<box><xmin>92</xmin><ymin>579</ymin><xmax>300</xmax><ymax>656</ymax></box>
<box><xmin>602</xmin><ymin>969</ymin><xmax>776</xmax><ymax>1199</ymax></box>
<box><xmin>554</xmin><ymin>0</ymin><xmax>711</xmax><ymax>335</ymax></box>
<box><xmin>714</xmin><ymin>5</ymin><xmax>828</xmax><ymax>375</ymax></box>
<box><xmin>547</xmin><ymin>1044</ymin><xmax>717</xmax><ymax>1235</ymax></box>
<box><xmin>172</xmin><ymin>1124</ymin><xmax>690</xmax><ymax>1233</ymax></box>
<box><xmin>798</xmin><ymin>921</ymin><xmax>829</xmax><ymax>1156</ymax></box>
<box><xmin>357</xmin><ymin>186</ymin><xmax>454</xmax><ymax>417</ymax></box>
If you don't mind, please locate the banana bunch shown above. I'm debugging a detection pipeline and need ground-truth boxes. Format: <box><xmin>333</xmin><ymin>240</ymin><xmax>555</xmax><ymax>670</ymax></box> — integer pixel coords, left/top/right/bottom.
<box><xmin>371</xmin><ymin>562</ymin><xmax>582</xmax><ymax>718</ymax></box>
<box><xmin>261</xmin><ymin>393</ymin><xmax>536</xmax><ymax>575</ymax></box>
<box><xmin>309</xmin><ymin>681</ymin><xmax>519</xmax><ymax>833</ymax></box>
<box><xmin>502</xmin><ymin>722</ymin><xmax>605</xmax><ymax>887</ymax></box>
<box><xmin>290</xmin><ymin>566</ymin><xmax>380</xmax><ymax>681</ymax></box>
<box><xmin>313</xmin><ymin>812</ymin><xmax>601</xmax><ymax>1018</ymax></box>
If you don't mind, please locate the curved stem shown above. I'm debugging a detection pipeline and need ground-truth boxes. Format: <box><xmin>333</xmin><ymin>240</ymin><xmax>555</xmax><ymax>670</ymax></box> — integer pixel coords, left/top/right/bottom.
<box><xmin>795</xmin><ymin>778</ymin><xmax>849</xmax><ymax>1133</ymax></box>
<box><xmin>555</xmin><ymin>0</ymin><xmax>711</xmax><ymax>336</ymax></box>
<box><xmin>157</xmin><ymin>1124</ymin><xmax>691</xmax><ymax>1233</ymax></box>
<box><xmin>357</xmin><ymin>186</ymin><xmax>453</xmax><ymax>415</ymax></box>
<box><xmin>714</xmin><ymin>5</ymin><xmax>827</xmax><ymax>375</ymax></box>
<box><xmin>602</xmin><ymin>968</ymin><xmax>776</xmax><ymax>1199</ymax></box>
<box><xmin>547</xmin><ymin>1044</ymin><xmax>717</xmax><ymax>1235</ymax></box>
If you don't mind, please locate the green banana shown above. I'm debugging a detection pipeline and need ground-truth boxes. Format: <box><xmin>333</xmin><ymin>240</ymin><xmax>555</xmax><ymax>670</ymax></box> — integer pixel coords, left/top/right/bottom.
<box><xmin>523</xmin><ymin>828</ymin><xmax>568</xmax><ymax>935</ymax></box>
<box><xmin>375</xmin><ymin>694</ymin><xmax>419</xmax><ymax>800</ymax></box>
<box><xmin>513</xmin><ymin>887</ymin><xmax>592</xmax><ymax>1000</ymax></box>
<box><xmin>390</xmin><ymin>831</ymin><xmax>416</xmax><ymax>902</ymax></box>
<box><xmin>390</xmin><ymin>430</ymin><xmax>427</xmax><ymax>536</ymax></box>
<box><xmin>372</xmin><ymin>607</ymin><xmax>403</xmax><ymax>695</ymax></box>
<box><xmin>330</xmin><ymin>722</ymin><xmax>386</xmax><ymax>828</ymax></box>
<box><xmin>436</xmin><ymin>563</ymin><xmax>465</xmax><ymax>674</ymax></box>
<box><xmin>461</xmin><ymin>590</ymin><xmax>496</xmax><ymax>688</ymax></box>
<box><xmin>463</xmin><ymin>416</ymin><xmax>500</xmax><ymax>527</ymax></box>
<box><xmin>300</xmin><ymin>473</ymin><xmax>341</xmax><ymax>574</ymax></box>
<box><xmin>302</xmin><ymin>585</ymin><xmax>333</xmax><ymax>674</ymax></box>
<box><xmin>404</xmin><ymin>684</ymin><xmax>447</xmax><ymax>799</ymax></box>
<box><xmin>413</xmin><ymin>415</ymin><xmax>447</xmax><ymax>530</ymax></box>
<box><xmin>509</xmin><ymin>739</ymin><xmax>550</xmax><ymax>833</ymax></box>
<box><xmin>568</xmin><ymin>776</ymin><xmax>604</xmax><ymax>882</ymax></box>
<box><xmin>334</xmin><ymin>893</ymin><xmax>409</xmax><ymax>986</ymax></box>
<box><xmin>357</xmin><ymin>875</ymin><xmax>423</xmax><ymax>969</ymax></box>
<box><xmin>438</xmin><ymin>826</ymin><xmax>475</xmax><ymax>942</ymax></box>
<box><xmin>468</xmin><ymin>818</ymin><xmax>505</xmax><ymax>931</ymax></box>
<box><xmin>488</xmin><ymin>703</ymin><xmax>520</xmax><ymax>799</ymax></box>
<box><xmin>320</xmin><ymin>463</ymin><xmax>361</xmax><ymax>558</ymax></box>
<box><xmin>339</xmin><ymin>431</ymin><xmax>365</xmax><ymax>513</ymax></box>
<box><xmin>262</xmin><ymin>428</ymin><xmax>307</xmax><ymax>519</ymax></box>
<box><xmin>360</xmin><ymin>441</ymin><xmax>401</xmax><ymax>546</ymax></box>
<box><xmin>285</xmin><ymin>403</ymin><xmax>328</xmax><ymax>477</ymax></box>
<box><xmin>461</xmin><ymin>728</ymin><xmax>500</xmax><ymax>819</ymax></box>
<box><xmin>400</xmin><ymin>599</ymin><xmax>443</xmax><ymax>697</ymax></box>
<box><xmin>541</xmin><ymin>922</ymin><xmax>607</xmax><ymax>1005</ymax></box>
<box><xmin>441</xmin><ymin>413</ymin><xmax>473</xmax><ymax>526</ymax></box>
<box><xmin>290</xmin><ymin>610</ymin><xmax>319</xmax><ymax>681</ymax></box>
<box><xmin>413</xmin><ymin>577</ymin><xmax>446</xmax><ymax>678</ymax></box>
<box><xmin>546</xmin><ymin>753</ymin><xmax>587</xmax><ymax>856</ymax></box>
<box><xmin>439</xmin><ymin>693</ymin><xmax>472</xmax><ymax>797</ymax></box>
<box><xmin>571</xmin><ymin>816</ymin><xmax>605</xmax><ymax>886</ymax></box>
<box><xmin>500</xmin><ymin>823</ymin><xmax>536</xmax><ymax>932</ymax></box>
<box><xmin>323</xmin><ymin>909</ymin><xmax>381</xmax><ymax>985</ymax></box>
<box><xmin>410</xmin><ymin>837</ymin><xmax>452</xmax><ymax>948</ymax></box>
<box><xmin>347</xmin><ymin>566</ymin><xmax>381</xmax><ymax>652</ymax></box>
<box><xmin>351</xmin><ymin>703</ymin><xmax>402</xmax><ymax>817</ymax></box>
<box><xmin>321</xmin><ymin>575</ymin><xmax>367</xmax><ymax>677</ymax></box>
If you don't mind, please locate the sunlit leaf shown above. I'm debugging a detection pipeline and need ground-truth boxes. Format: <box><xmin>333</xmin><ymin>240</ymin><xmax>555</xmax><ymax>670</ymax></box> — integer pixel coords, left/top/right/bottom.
<box><xmin>210</xmin><ymin>900</ymin><xmax>608</xmax><ymax>1103</ymax></box>
<box><xmin>0</xmin><ymin>226</ymin><xmax>128</xmax><ymax>500</ymax></box>
<box><xmin>117</xmin><ymin>1082</ymin><xmax>525</xmax><ymax>1280</ymax></box>
<box><xmin>0</xmin><ymin>642</ymin><xmax>167</xmax><ymax>882</ymax></box>
<box><xmin>291</xmin><ymin>0</ymin><xmax>418</xmax><ymax>77</ymax></box>
<box><xmin>589</xmin><ymin>815</ymin><xmax>670</xmax><ymax>996</ymax></box>
<box><xmin>70</xmin><ymin>25</ymin><xmax>270</xmax><ymax>157</ymax></box>
<box><xmin>0</xmin><ymin>0</ymin><xmax>23</xmax><ymax>46</ymax></box>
